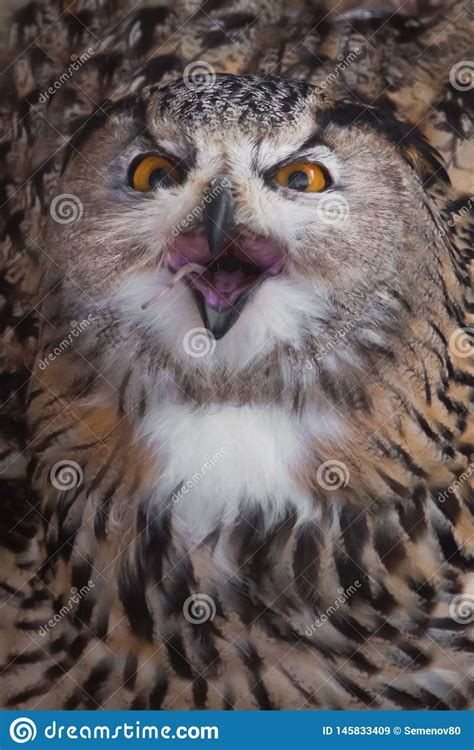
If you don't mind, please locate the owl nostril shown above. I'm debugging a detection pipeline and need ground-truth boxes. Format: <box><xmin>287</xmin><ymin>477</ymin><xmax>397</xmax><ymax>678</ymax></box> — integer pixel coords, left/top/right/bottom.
<box><xmin>203</xmin><ymin>176</ymin><xmax>235</xmax><ymax>258</ymax></box>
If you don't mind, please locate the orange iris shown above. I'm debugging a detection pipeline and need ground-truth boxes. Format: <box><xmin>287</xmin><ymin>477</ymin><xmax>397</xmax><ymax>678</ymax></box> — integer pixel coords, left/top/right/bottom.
<box><xmin>131</xmin><ymin>155</ymin><xmax>180</xmax><ymax>192</ymax></box>
<box><xmin>275</xmin><ymin>162</ymin><xmax>327</xmax><ymax>192</ymax></box>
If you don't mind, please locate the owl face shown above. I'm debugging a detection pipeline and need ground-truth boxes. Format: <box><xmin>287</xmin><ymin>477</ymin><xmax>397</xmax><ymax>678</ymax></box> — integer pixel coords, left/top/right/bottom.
<box><xmin>50</xmin><ymin>75</ymin><xmax>440</xmax><ymax>372</ymax></box>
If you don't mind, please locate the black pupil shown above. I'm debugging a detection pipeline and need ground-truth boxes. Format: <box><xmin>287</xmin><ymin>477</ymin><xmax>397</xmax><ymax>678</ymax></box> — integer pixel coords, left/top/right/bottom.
<box><xmin>149</xmin><ymin>168</ymin><xmax>173</xmax><ymax>187</ymax></box>
<box><xmin>287</xmin><ymin>170</ymin><xmax>309</xmax><ymax>191</ymax></box>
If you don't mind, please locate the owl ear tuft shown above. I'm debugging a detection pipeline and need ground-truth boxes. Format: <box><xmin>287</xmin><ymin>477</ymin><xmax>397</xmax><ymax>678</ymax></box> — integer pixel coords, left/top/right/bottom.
<box><xmin>60</xmin><ymin>106</ymin><xmax>110</xmax><ymax>175</ymax></box>
<box><xmin>320</xmin><ymin>101</ymin><xmax>450</xmax><ymax>189</ymax></box>
<box><xmin>393</xmin><ymin>129</ymin><xmax>450</xmax><ymax>189</ymax></box>
<box><xmin>371</xmin><ymin>106</ymin><xmax>449</xmax><ymax>188</ymax></box>
<box><xmin>60</xmin><ymin>95</ymin><xmax>146</xmax><ymax>175</ymax></box>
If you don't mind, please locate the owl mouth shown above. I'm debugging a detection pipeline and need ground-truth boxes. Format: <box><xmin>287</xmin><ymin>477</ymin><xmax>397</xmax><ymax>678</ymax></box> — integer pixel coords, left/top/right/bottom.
<box><xmin>166</xmin><ymin>232</ymin><xmax>284</xmax><ymax>338</ymax></box>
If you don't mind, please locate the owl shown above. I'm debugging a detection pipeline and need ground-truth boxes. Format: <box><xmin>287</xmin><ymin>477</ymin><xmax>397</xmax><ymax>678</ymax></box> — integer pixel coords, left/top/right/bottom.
<box><xmin>0</xmin><ymin>0</ymin><xmax>473</xmax><ymax>711</ymax></box>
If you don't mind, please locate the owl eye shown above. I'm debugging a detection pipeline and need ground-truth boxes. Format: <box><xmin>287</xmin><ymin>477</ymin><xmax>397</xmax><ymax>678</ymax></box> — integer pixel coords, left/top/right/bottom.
<box><xmin>274</xmin><ymin>162</ymin><xmax>328</xmax><ymax>192</ymax></box>
<box><xmin>130</xmin><ymin>154</ymin><xmax>180</xmax><ymax>192</ymax></box>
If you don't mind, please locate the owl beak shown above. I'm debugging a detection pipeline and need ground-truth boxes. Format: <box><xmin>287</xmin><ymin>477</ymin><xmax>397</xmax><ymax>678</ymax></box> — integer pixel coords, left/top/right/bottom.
<box><xmin>193</xmin><ymin>289</ymin><xmax>251</xmax><ymax>340</ymax></box>
<box><xmin>204</xmin><ymin>177</ymin><xmax>235</xmax><ymax>258</ymax></box>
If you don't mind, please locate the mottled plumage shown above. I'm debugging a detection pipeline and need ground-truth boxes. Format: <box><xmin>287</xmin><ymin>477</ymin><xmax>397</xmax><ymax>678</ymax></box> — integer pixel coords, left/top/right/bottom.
<box><xmin>0</xmin><ymin>0</ymin><xmax>473</xmax><ymax>711</ymax></box>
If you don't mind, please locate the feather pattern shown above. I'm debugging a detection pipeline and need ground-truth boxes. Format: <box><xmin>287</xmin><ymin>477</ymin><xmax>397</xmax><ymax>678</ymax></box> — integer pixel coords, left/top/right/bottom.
<box><xmin>0</xmin><ymin>0</ymin><xmax>473</xmax><ymax>710</ymax></box>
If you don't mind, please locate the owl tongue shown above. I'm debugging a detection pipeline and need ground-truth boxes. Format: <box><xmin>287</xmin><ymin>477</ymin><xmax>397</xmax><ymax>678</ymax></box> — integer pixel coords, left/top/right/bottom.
<box><xmin>166</xmin><ymin>233</ymin><xmax>284</xmax><ymax>337</ymax></box>
<box><xmin>188</xmin><ymin>267</ymin><xmax>262</xmax><ymax>339</ymax></box>
<box><xmin>192</xmin><ymin>269</ymin><xmax>258</xmax><ymax>309</ymax></box>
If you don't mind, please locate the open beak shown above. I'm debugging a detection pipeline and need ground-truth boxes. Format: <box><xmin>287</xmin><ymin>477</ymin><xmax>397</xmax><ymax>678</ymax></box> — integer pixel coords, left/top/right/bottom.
<box><xmin>199</xmin><ymin>176</ymin><xmax>242</xmax><ymax>337</ymax></box>
<box><xmin>166</xmin><ymin>179</ymin><xmax>285</xmax><ymax>340</ymax></box>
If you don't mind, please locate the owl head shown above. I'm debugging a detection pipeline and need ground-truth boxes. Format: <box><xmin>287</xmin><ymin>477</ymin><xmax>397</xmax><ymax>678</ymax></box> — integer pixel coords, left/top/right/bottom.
<box><xmin>45</xmin><ymin>74</ymin><xmax>447</xmax><ymax>383</ymax></box>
